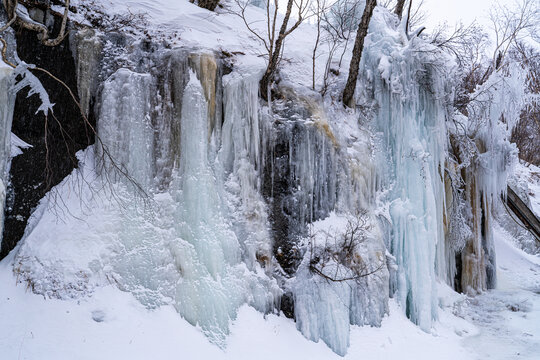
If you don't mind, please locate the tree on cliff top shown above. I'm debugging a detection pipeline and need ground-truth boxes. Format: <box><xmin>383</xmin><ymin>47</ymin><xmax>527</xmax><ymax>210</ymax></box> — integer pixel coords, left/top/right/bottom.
<box><xmin>342</xmin><ymin>0</ymin><xmax>376</xmax><ymax>108</ymax></box>
<box><xmin>233</xmin><ymin>0</ymin><xmax>310</xmax><ymax>101</ymax></box>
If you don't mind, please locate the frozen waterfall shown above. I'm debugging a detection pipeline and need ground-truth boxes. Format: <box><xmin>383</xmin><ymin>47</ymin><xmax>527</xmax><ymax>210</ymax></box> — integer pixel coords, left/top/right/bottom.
<box><xmin>6</xmin><ymin>6</ymin><xmax>523</xmax><ymax>355</ymax></box>
<box><xmin>361</xmin><ymin>10</ymin><xmax>451</xmax><ymax>331</ymax></box>
<box><xmin>95</xmin><ymin>63</ymin><xmax>280</xmax><ymax>345</ymax></box>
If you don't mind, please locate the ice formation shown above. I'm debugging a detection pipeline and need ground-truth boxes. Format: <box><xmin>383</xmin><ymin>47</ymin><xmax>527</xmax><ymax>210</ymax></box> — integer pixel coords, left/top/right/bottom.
<box><xmin>97</xmin><ymin>68</ymin><xmax>154</xmax><ymax>189</ymax></box>
<box><xmin>358</xmin><ymin>9</ymin><xmax>452</xmax><ymax>331</ymax></box>
<box><xmin>95</xmin><ymin>60</ymin><xmax>280</xmax><ymax>344</ymax></box>
<box><xmin>0</xmin><ymin>58</ymin><xmax>15</xmax><ymax>250</ymax></box>
<box><xmin>451</xmin><ymin>63</ymin><xmax>526</xmax><ymax>294</ymax></box>
<box><xmin>4</xmin><ymin>2</ymin><xmax>530</xmax><ymax>357</ymax></box>
<box><xmin>294</xmin><ymin>214</ymin><xmax>389</xmax><ymax>356</ymax></box>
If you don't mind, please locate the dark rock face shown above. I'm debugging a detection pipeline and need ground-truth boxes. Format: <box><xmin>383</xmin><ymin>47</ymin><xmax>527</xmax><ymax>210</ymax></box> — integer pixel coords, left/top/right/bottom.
<box><xmin>280</xmin><ymin>291</ymin><xmax>295</xmax><ymax>319</ymax></box>
<box><xmin>263</xmin><ymin>131</ymin><xmax>295</xmax><ymax>274</ymax></box>
<box><xmin>263</xmin><ymin>101</ymin><xmax>338</xmax><ymax>276</ymax></box>
<box><xmin>1</xmin><ymin>17</ymin><xmax>94</xmax><ymax>259</ymax></box>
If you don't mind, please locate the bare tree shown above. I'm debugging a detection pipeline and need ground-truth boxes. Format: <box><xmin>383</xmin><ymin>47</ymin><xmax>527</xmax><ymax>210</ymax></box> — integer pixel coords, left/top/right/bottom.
<box><xmin>430</xmin><ymin>22</ymin><xmax>488</xmax><ymax>66</ymax></box>
<box><xmin>394</xmin><ymin>0</ymin><xmax>405</xmax><ymax>19</ymax></box>
<box><xmin>318</xmin><ymin>0</ymin><xmax>359</xmax><ymax>94</ymax></box>
<box><xmin>233</xmin><ymin>0</ymin><xmax>310</xmax><ymax>101</ymax></box>
<box><xmin>308</xmin><ymin>211</ymin><xmax>384</xmax><ymax>283</ymax></box>
<box><xmin>342</xmin><ymin>0</ymin><xmax>376</xmax><ymax>107</ymax></box>
<box><xmin>489</xmin><ymin>0</ymin><xmax>539</xmax><ymax>69</ymax></box>
<box><xmin>311</xmin><ymin>0</ymin><xmax>325</xmax><ymax>90</ymax></box>
<box><xmin>449</xmin><ymin>0</ymin><xmax>539</xmax><ymax>114</ymax></box>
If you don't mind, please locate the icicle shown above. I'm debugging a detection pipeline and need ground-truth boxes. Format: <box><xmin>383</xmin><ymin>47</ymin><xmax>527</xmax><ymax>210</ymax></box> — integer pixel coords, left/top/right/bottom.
<box><xmin>71</xmin><ymin>29</ymin><xmax>102</xmax><ymax>117</ymax></box>
<box><xmin>97</xmin><ymin>68</ymin><xmax>155</xmax><ymax>190</ymax></box>
<box><xmin>0</xmin><ymin>59</ymin><xmax>15</xmax><ymax>250</ymax></box>
<box><xmin>361</xmin><ymin>9</ymin><xmax>451</xmax><ymax>330</ymax></box>
<box><xmin>217</xmin><ymin>70</ymin><xmax>272</xmax><ymax>271</ymax></box>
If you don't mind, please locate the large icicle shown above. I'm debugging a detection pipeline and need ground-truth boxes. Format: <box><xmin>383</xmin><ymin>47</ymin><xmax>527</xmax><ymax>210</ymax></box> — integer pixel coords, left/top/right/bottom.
<box><xmin>97</xmin><ymin>68</ymin><xmax>154</xmax><ymax>189</ymax></box>
<box><xmin>170</xmin><ymin>73</ymin><xmax>246</xmax><ymax>343</ymax></box>
<box><xmin>361</xmin><ymin>9</ymin><xmax>451</xmax><ymax>331</ymax></box>
<box><xmin>217</xmin><ymin>70</ymin><xmax>274</xmax><ymax>272</ymax></box>
<box><xmin>0</xmin><ymin>58</ymin><xmax>15</xmax><ymax>250</ymax></box>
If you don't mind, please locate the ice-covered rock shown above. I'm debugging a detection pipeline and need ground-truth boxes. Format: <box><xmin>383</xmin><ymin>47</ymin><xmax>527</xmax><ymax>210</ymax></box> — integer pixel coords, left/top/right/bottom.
<box><xmin>360</xmin><ymin>8</ymin><xmax>453</xmax><ymax>331</ymax></box>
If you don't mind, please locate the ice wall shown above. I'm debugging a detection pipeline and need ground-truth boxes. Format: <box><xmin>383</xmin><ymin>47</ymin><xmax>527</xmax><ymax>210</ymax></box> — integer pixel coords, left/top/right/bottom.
<box><xmin>267</xmin><ymin>90</ymin><xmax>388</xmax><ymax>355</ymax></box>
<box><xmin>93</xmin><ymin>52</ymin><xmax>279</xmax><ymax>345</ymax></box>
<box><xmin>9</xmin><ymin>14</ymin><xmax>465</xmax><ymax>354</ymax></box>
<box><xmin>360</xmin><ymin>9</ymin><xmax>452</xmax><ymax>331</ymax></box>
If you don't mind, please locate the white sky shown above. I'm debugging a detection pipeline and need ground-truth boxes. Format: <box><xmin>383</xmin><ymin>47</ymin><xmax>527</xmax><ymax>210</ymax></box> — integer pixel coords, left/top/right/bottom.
<box><xmin>422</xmin><ymin>0</ymin><xmax>497</xmax><ymax>29</ymax></box>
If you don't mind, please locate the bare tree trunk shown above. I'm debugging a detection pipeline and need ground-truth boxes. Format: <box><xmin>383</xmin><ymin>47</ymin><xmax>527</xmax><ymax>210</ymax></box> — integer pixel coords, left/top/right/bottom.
<box><xmin>312</xmin><ymin>0</ymin><xmax>322</xmax><ymax>90</ymax></box>
<box><xmin>259</xmin><ymin>0</ymin><xmax>300</xmax><ymax>100</ymax></box>
<box><xmin>342</xmin><ymin>0</ymin><xmax>376</xmax><ymax>108</ymax></box>
<box><xmin>395</xmin><ymin>0</ymin><xmax>406</xmax><ymax>18</ymax></box>
<box><xmin>405</xmin><ymin>0</ymin><xmax>413</xmax><ymax>35</ymax></box>
<box><xmin>197</xmin><ymin>0</ymin><xmax>220</xmax><ymax>11</ymax></box>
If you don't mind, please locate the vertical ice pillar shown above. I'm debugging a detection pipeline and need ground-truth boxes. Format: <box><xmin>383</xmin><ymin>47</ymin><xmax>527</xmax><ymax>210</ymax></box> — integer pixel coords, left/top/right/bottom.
<box><xmin>0</xmin><ymin>60</ymin><xmax>15</xmax><ymax>250</ymax></box>
<box><xmin>71</xmin><ymin>29</ymin><xmax>102</xmax><ymax>118</ymax></box>
<box><xmin>171</xmin><ymin>73</ymin><xmax>244</xmax><ymax>346</ymax></box>
<box><xmin>383</xmin><ymin>92</ymin><xmax>444</xmax><ymax>331</ymax></box>
<box><xmin>97</xmin><ymin>68</ymin><xmax>154</xmax><ymax>189</ymax></box>
<box><xmin>370</xmin><ymin>49</ymin><xmax>448</xmax><ymax>331</ymax></box>
<box><xmin>218</xmin><ymin>70</ymin><xmax>273</xmax><ymax>271</ymax></box>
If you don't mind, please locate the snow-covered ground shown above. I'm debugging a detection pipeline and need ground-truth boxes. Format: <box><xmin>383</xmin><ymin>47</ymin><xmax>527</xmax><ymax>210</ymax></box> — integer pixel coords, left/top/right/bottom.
<box><xmin>460</xmin><ymin>226</ymin><xmax>540</xmax><ymax>359</ymax></box>
<box><xmin>1</xmin><ymin>223</ymin><xmax>539</xmax><ymax>359</ymax></box>
<box><xmin>0</xmin><ymin>251</ymin><xmax>468</xmax><ymax>360</ymax></box>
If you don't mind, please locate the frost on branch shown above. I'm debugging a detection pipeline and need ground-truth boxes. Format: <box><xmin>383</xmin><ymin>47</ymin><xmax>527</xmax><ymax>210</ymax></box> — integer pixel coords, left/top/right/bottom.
<box><xmin>11</xmin><ymin>62</ymin><xmax>55</xmax><ymax>115</ymax></box>
<box><xmin>293</xmin><ymin>213</ymin><xmax>388</xmax><ymax>355</ymax></box>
